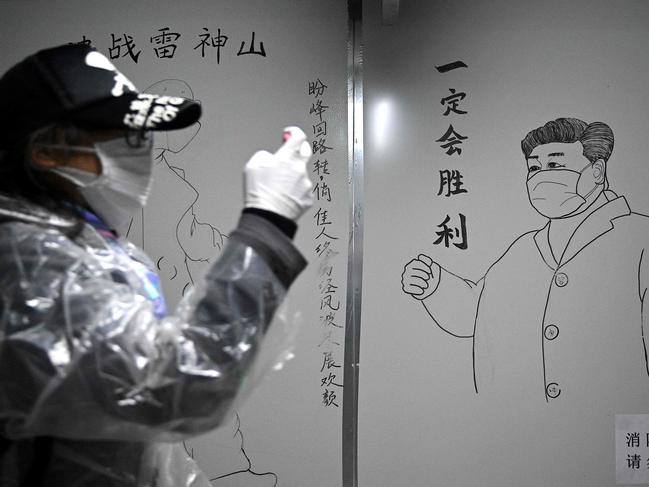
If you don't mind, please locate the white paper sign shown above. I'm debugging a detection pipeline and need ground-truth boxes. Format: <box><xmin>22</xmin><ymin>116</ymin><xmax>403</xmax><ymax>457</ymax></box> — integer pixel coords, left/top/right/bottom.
<box><xmin>616</xmin><ymin>415</ymin><xmax>649</xmax><ymax>484</ymax></box>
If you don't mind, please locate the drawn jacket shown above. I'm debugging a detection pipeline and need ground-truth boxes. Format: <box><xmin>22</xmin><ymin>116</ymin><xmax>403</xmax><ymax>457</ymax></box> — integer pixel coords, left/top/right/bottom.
<box><xmin>423</xmin><ymin>190</ymin><xmax>649</xmax><ymax>405</ymax></box>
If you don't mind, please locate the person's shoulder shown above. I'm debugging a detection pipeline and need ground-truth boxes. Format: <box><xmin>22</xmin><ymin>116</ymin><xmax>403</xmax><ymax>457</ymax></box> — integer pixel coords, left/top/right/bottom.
<box><xmin>483</xmin><ymin>229</ymin><xmax>540</xmax><ymax>276</ymax></box>
<box><xmin>625</xmin><ymin>211</ymin><xmax>649</xmax><ymax>225</ymax></box>
<box><xmin>614</xmin><ymin>205</ymin><xmax>649</xmax><ymax>230</ymax></box>
<box><xmin>609</xmin><ymin>198</ymin><xmax>649</xmax><ymax>246</ymax></box>
<box><xmin>0</xmin><ymin>194</ymin><xmax>84</xmax><ymax>263</ymax></box>
<box><xmin>619</xmin><ymin>212</ymin><xmax>649</xmax><ymax>247</ymax></box>
<box><xmin>506</xmin><ymin>228</ymin><xmax>541</xmax><ymax>252</ymax></box>
<box><xmin>0</xmin><ymin>192</ymin><xmax>78</xmax><ymax>233</ymax></box>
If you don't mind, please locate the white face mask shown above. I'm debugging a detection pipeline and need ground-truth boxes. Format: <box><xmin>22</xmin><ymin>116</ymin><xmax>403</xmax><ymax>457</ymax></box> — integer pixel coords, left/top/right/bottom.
<box><xmin>526</xmin><ymin>163</ymin><xmax>600</xmax><ymax>219</ymax></box>
<box><xmin>46</xmin><ymin>137</ymin><xmax>153</xmax><ymax>230</ymax></box>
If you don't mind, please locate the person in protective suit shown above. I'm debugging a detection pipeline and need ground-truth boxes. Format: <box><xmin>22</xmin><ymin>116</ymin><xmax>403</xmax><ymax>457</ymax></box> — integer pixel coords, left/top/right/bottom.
<box><xmin>0</xmin><ymin>44</ymin><xmax>314</xmax><ymax>487</ymax></box>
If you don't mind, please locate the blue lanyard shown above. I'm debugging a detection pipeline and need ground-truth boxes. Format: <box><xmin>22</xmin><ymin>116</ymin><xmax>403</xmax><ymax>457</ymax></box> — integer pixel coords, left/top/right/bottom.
<box><xmin>75</xmin><ymin>207</ymin><xmax>167</xmax><ymax>319</ymax></box>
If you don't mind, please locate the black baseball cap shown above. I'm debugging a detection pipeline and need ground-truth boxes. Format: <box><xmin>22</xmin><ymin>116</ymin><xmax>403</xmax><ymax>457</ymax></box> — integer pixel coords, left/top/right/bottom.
<box><xmin>0</xmin><ymin>44</ymin><xmax>202</xmax><ymax>148</ymax></box>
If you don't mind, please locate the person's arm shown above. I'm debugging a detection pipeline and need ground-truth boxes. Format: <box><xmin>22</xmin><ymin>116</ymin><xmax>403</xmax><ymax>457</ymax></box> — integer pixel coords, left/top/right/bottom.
<box><xmin>402</xmin><ymin>254</ymin><xmax>483</xmax><ymax>338</ymax></box>
<box><xmin>0</xmin><ymin>126</ymin><xmax>314</xmax><ymax>442</ymax></box>
<box><xmin>0</xmin><ymin>213</ymin><xmax>302</xmax><ymax>442</ymax></box>
<box><xmin>420</xmin><ymin>265</ymin><xmax>483</xmax><ymax>338</ymax></box>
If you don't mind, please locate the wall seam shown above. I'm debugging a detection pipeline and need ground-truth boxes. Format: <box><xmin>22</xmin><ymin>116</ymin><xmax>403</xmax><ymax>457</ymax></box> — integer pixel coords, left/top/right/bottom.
<box><xmin>343</xmin><ymin>1</ymin><xmax>363</xmax><ymax>487</ymax></box>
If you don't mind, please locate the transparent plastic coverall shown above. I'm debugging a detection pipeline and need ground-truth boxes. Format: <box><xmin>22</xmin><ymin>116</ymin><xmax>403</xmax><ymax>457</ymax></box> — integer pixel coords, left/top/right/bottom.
<box><xmin>0</xmin><ymin>192</ymin><xmax>307</xmax><ymax>486</ymax></box>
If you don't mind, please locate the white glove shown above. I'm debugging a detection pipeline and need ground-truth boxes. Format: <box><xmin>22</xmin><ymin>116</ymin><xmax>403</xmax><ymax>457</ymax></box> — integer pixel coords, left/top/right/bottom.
<box><xmin>244</xmin><ymin>126</ymin><xmax>314</xmax><ymax>221</ymax></box>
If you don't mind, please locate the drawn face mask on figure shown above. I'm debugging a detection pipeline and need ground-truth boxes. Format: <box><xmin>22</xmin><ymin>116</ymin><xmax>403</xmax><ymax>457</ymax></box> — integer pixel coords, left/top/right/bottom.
<box><xmin>526</xmin><ymin>142</ymin><xmax>604</xmax><ymax>219</ymax></box>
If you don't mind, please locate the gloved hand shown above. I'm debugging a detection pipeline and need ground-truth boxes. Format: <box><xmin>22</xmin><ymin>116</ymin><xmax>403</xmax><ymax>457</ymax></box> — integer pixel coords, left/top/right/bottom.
<box><xmin>244</xmin><ymin>126</ymin><xmax>314</xmax><ymax>221</ymax></box>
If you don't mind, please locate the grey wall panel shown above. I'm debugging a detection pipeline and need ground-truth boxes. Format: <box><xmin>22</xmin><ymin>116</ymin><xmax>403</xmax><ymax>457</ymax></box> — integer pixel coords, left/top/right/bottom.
<box><xmin>359</xmin><ymin>1</ymin><xmax>649</xmax><ymax>486</ymax></box>
<box><xmin>0</xmin><ymin>2</ymin><xmax>348</xmax><ymax>486</ymax></box>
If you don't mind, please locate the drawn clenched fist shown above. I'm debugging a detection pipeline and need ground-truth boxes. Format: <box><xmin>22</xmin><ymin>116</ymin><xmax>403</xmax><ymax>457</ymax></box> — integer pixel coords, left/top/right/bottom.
<box><xmin>401</xmin><ymin>254</ymin><xmax>440</xmax><ymax>301</ymax></box>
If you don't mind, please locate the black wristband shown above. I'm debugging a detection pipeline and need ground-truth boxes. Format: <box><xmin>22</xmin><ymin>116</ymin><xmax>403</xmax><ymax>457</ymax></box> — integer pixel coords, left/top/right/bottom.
<box><xmin>242</xmin><ymin>208</ymin><xmax>297</xmax><ymax>239</ymax></box>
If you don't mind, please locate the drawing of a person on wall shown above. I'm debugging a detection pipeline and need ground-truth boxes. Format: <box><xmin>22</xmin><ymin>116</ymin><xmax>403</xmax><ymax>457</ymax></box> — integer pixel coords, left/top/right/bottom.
<box><xmin>127</xmin><ymin>79</ymin><xmax>227</xmax><ymax>300</ymax></box>
<box><xmin>128</xmin><ymin>82</ymin><xmax>271</xmax><ymax>485</ymax></box>
<box><xmin>402</xmin><ymin>117</ymin><xmax>649</xmax><ymax>407</ymax></box>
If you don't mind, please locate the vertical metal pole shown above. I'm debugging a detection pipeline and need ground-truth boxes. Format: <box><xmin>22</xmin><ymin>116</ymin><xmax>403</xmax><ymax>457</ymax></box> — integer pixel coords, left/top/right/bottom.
<box><xmin>343</xmin><ymin>1</ymin><xmax>363</xmax><ymax>487</ymax></box>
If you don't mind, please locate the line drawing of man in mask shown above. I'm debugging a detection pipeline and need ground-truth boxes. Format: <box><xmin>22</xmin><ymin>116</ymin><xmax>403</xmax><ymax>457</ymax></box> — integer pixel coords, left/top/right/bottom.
<box><xmin>126</xmin><ymin>79</ymin><xmax>227</xmax><ymax>300</ymax></box>
<box><xmin>402</xmin><ymin>117</ymin><xmax>649</xmax><ymax>408</ymax></box>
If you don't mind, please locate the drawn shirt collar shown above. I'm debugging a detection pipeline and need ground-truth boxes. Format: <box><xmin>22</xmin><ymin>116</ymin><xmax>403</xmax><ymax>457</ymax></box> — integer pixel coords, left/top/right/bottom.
<box><xmin>533</xmin><ymin>191</ymin><xmax>631</xmax><ymax>270</ymax></box>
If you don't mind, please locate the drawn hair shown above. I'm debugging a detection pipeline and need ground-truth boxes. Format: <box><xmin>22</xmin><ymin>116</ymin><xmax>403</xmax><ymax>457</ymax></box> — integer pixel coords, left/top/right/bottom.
<box><xmin>521</xmin><ymin>117</ymin><xmax>614</xmax><ymax>164</ymax></box>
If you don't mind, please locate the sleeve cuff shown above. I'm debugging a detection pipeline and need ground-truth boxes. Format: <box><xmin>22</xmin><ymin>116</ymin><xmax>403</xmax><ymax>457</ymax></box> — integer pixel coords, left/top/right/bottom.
<box><xmin>230</xmin><ymin>213</ymin><xmax>307</xmax><ymax>288</ymax></box>
<box><xmin>242</xmin><ymin>208</ymin><xmax>297</xmax><ymax>239</ymax></box>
